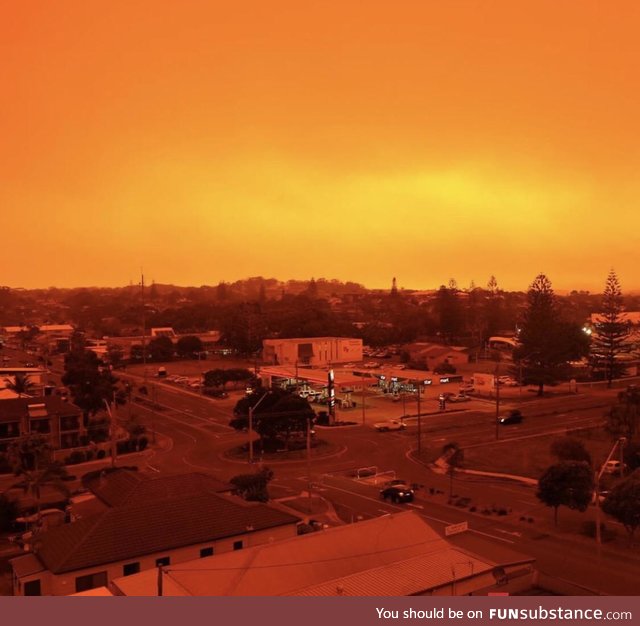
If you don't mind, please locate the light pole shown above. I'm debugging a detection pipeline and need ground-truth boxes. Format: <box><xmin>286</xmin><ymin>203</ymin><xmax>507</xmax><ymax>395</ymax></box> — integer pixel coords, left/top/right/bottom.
<box><xmin>494</xmin><ymin>360</ymin><xmax>501</xmax><ymax>441</ymax></box>
<box><xmin>416</xmin><ymin>381</ymin><xmax>422</xmax><ymax>455</ymax></box>
<box><xmin>248</xmin><ymin>391</ymin><xmax>269</xmax><ymax>464</ymax></box>
<box><xmin>103</xmin><ymin>398</ymin><xmax>117</xmax><ymax>468</ymax></box>
<box><xmin>595</xmin><ymin>437</ymin><xmax>626</xmax><ymax>551</ymax></box>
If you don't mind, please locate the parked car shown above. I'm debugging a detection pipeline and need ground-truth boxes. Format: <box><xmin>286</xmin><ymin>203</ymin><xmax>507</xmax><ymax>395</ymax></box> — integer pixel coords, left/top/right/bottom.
<box><xmin>498</xmin><ymin>376</ymin><xmax>519</xmax><ymax>387</ymax></box>
<box><xmin>373</xmin><ymin>419</ymin><xmax>406</xmax><ymax>432</ymax></box>
<box><xmin>380</xmin><ymin>485</ymin><xmax>415</xmax><ymax>503</ymax></box>
<box><xmin>298</xmin><ymin>388</ymin><xmax>321</xmax><ymax>400</ymax></box>
<box><xmin>498</xmin><ymin>409</ymin><xmax>523</xmax><ymax>425</ymax></box>
<box><xmin>363</xmin><ymin>361</ymin><xmax>380</xmax><ymax>369</ymax></box>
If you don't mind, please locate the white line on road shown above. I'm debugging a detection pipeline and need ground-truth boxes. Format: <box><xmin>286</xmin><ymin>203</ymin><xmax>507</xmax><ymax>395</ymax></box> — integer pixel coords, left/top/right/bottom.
<box><xmin>322</xmin><ymin>479</ymin><xmax>515</xmax><ymax>544</ymax></box>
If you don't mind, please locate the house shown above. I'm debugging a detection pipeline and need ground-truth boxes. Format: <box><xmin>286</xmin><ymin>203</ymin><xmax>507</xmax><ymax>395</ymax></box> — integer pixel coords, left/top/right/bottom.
<box><xmin>10</xmin><ymin>472</ymin><xmax>301</xmax><ymax>596</ymax></box>
<box><xmin>110</xmin><ymin>512</ymin><xmax>536</xmax><ymax>597</ymax></box>
<box><xmin>263</xmin><ymin>337</ymin><xmax>363</xmax><ymax>366</ymax></box>
<box><xmin>0</xmin><ymin>396</ymin><xmax>83</xmax><ymax>453</ymax></box>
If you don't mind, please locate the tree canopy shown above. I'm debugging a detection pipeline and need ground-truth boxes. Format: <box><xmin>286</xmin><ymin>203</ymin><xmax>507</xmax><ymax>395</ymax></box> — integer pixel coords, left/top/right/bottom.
<box><xmin>602</xmin><ymin>470</ymin><xmax>640</xmax><ymax>543</ymax></box>
<box><xmin>537</xmin><ymin>461</ymin><xmax>594</xmax><ymax>525</ymax></box>
<box><xmin>590</xmin><ymin>270</ymin><xmax>630</xmax><ymax>386</ymax></box>
<box><xmin>514</xmin><ymin>274</ymin><xmax>589</xmax><ymax>395</ymax></box>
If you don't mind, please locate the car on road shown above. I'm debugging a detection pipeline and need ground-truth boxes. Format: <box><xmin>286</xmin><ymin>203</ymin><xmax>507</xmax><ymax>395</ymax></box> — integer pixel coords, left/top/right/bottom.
<box><xmin>447</xmin><ymin>393</ymin><xmax>471</xmax><ymax>403</ymax></box>
<box><xmin>373</xmin><ymin>419</ymin><xmax>406</xmax><ymax>432</ymax></box>
<box><xmin>380</xmin><ymin>484</ymin><xmax>415</xmax><ymax>503</ymax></box>
<box><xmin>363</xmin><ymin>361</ymin><xmax>380</xmax><ymax>369</ymax></box>
<box><xmin>498</xmin><ymin>376</ymin><xmax>518</xmax><ymax>387</ymax></box>
<box><xmin>498</xmin><ymin>409</ymin><xmax>523</xmax><ymax>425</ymax></box>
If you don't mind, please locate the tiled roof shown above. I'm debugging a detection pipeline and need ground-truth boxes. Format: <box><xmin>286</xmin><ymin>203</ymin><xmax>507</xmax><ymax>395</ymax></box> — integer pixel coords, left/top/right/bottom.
<box><xmin>35</xmin><ymin>492</ymin><xmax>300</xmax><ymax>574</ymax></box>
<box><xmin>0</xmin><ymin>396</ymin><xmax>81</xmax><ymax>421</ymax></box>
<box><xmin>87</xmin><ymin>471</ymin><xmax>234</xmax><ymax>507</ymax></box>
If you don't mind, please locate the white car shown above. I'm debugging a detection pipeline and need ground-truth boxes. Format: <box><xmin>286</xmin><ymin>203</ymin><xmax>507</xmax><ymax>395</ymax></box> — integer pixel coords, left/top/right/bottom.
<box><xmin>363</xmin><ymin>361</ymin><xmax>380</xmax><ymax>369</ymax></box>
<box><xmin>373</xmin><ymin>419</ymin><xmax>406</xmax><ymax>432</ymax></box>
<box><xmin>298</xmin><ymin>388</ymin><xmax>320</xmax><ymax>400</ymax></box>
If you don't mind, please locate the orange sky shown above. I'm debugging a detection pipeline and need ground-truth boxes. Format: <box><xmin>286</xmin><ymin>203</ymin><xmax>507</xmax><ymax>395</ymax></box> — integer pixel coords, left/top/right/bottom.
<box><xmin>2</xmin><ymin>1</ymin><xmax>640</xmax><ymax>291</ymax></box>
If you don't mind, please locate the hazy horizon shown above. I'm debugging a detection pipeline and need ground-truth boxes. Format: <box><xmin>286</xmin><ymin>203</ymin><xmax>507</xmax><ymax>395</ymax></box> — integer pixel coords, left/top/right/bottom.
<box><xmin>2</xmin><ymin>2</ymin><xmax>639</xmax><ymax>292</ymax></box>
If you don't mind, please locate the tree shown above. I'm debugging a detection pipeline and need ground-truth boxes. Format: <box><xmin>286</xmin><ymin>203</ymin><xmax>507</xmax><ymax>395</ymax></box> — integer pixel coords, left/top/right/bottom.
<box><xmin>148</xmin><ymin>336</ymin><xmax>174</xmax><ymax>362</ymax></box>
<box><xmin>537</xmin><ymin>461</ymin><xmax>594</xmax><ymax>525</ymax></box>
<box><xmin>62</xmin><ymin>348</ymin><xmax>119</xmax><ymax>419</ymax></box>
<box><xmin>602</xmin><ymin>470</ymin><xmax>640</xmax><ymax>543</ymax></box>
<box><xmin>7</xmin><ymin>434</ymin><xmax>53</xmax><ymax>472</ymax></box>
<box><xmin>605</xmin><ymin>386</ymin><xmax>640</xmax><ymax>442</ymax></box>
<box><xmin>231</xmin><ymin>388</ymin><xmax>314</xmax><ymax>451</ymax></box>
<box><xmin>3</xmin><ymin>373</ymin><xmax>34</xmax><ymax>398</ymax></box>
<box><xmin>550</xmin><ymin>437</ymin><xmax>592</xmax><ymax>466</ymax></box>
<box><xmin>514</xmin><ymin>274</ymin><xmax>589</xmax><ymax>396</ymax></box>
<box><xmin>230</xmin><ymin>467</ymin><xmax>274</xmax><ymax>502</ymax></box>
<box><xmin>7</xmin><ymin>435</ymin><xmax>70</xmax><ymax>516</ymax></box>
<box><xmin>106</xmin><ymin>345</ymin><xmax>125</xmax><ymax>370</ymax></box>
<box><xmin>176</xmin><ymin>335</ymin><xmax>203</xmax><ymax>359</ymax></box>
<box><xmin>590</xmin><ymin>270</ymin><xmax>630</xmax><ymax>386</ymax></box>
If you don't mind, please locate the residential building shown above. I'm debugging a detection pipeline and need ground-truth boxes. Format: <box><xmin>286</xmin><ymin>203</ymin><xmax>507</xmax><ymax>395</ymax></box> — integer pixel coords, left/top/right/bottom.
<box><xmin>263</xmin><ymin>337</ymin><xmax>363</xmax><ymax>367</ymax></box>
<box><xmin>10</xmin><ymin>472</ymin><xmax>300</xmax><ymax>596</ymax></box>
<box><xmin>0</xmin><ymin>396</ymin><xmax>83</xmax><ymax>453</ymax></box>
<box><xmin>403</xmin><ymin>343</ymin><xmax>469</xmax><ymax>369</ymax></box>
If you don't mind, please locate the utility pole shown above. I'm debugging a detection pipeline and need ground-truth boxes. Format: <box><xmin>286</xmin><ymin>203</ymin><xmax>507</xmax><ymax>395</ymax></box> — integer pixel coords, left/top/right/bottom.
<box><xmin>248</xmin><ymin>391</ymin><xmax>269</xmax><ymax>463</ymax></box>
<box><xmin>495</xmin><ymin>361</ymin><xmax>501</xmax><ymax>440</ymax></box>
<box><xmin>307</xmin><ymin>415</ymin><xmax>313</xmax><ymax>512</ymax></box>
<box><xmin>141</xmin><ymin>272</ymin><xmax>147</xmax><ymax>386</ymax></box>
<box><xmin>416</xmin><ymin>381</ymin><xmax>422</xmax><ymax>455</ymax></box>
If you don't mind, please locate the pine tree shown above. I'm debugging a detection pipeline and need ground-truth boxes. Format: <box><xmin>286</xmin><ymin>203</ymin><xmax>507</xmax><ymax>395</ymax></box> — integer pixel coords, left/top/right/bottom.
<box><xmin>590</xmin><ymin>270</ymin><xmax>630</xmax><ymax>387</ymax></box>
<box><xmin>514</xmin><ymin>274</ymin><xmax>589</xmax><ymax>396</ymax></box>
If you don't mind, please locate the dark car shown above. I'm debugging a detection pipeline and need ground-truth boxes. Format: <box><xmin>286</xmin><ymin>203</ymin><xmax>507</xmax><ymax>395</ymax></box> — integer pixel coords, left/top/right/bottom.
<box><xmin>380</xmin><ymin>485</ymin><xmax>415</xmax><ymax>503</ymax></box>
<box><xmin>498</xmin><ymin>409</ymin><xmax>523</xmax><ymax>425</ymax></box>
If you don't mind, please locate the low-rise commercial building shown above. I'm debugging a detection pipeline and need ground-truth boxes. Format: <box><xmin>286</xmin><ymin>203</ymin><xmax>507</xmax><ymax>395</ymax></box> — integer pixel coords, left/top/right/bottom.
<box><xmin>263</xmin><ymin>337</ymin><xmax>363</xmax><ymax>367</ymax></box>
<box><xmin>111</xmin><ymin>512</ymin><xmax>536</xmax><ymax>596</ymax></box>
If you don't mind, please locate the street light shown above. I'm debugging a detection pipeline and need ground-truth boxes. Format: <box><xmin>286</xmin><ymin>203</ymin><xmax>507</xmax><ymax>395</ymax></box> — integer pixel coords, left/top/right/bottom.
<box><xmin>248</xmin><ymin>390</ymin><xmax>269</xmax><ymax>464</ymax></box>
<box><xmin>102</xmin><ymin>398</ymin><xmax>117</xmax><ymax>468</ymax></box>
<box><xmin>594</xmin><ymin>437</ymin><xmax>626</xmax><ymax>551</ymax></box>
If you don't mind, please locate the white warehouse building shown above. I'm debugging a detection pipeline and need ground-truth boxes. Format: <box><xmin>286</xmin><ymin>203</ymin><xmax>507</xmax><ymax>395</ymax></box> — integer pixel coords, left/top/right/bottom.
<box><xmin>262</xmin><ymin>337</ymin><xmax>363</xmax><ymax>367</ymax></box>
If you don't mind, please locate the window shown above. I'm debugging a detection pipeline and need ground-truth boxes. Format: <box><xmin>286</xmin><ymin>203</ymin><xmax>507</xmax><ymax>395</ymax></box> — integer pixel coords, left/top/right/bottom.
<box><xmin>123</xmin><ymin>562</ymin><xmax>140</xmax><ymax>576</ymax></box>
<box><xmin>75</xmin><ymin>571</ymin><xmax>108</xmax><ymax>593</ymax></box>
<box><xmin>24</xmin><ymin>579</ymin><xmax>42</xmax><ymax>596</ymax></box>
<box><xmin>200</xmin><ymin>547</ymin><xmax>214</xmax><ymax>558</ymax></box>
<box><xmin>233</xmin><ymin>540</ymin><xmax>243</xmax><ymax>551</ymax></box>
<box><xmin>155</xmin><ymin>556</ymin><xmax>170</xmax><ymax>567</ymax></box>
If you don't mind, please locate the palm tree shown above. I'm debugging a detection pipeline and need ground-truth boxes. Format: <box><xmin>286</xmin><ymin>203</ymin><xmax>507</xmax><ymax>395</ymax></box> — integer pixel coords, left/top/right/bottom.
<box><xmin>10</xmin><ymin>463</ymin><xmax>71</xmax><ymax>517</ymax></box>
<box><xmin>7</xmin><ymin>435</ymin><xmax>70</xmax><ymax>518</ymax></box>
<box><xmin>4</xmin><ymin>373</ymin><xmax>35</xmax><ymax>398</ymax></box>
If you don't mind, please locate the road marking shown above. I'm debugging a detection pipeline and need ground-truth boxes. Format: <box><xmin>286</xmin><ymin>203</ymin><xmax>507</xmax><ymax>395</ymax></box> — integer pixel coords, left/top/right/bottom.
<box><xmin>407</xmin><ymin>503</ymin><xmax>424</xmax><ymax>509</ymax></box>
<box><xmin>321</xmin><ymin>479</ymin><xmax>515</xmax><ymax>543</ymax></box>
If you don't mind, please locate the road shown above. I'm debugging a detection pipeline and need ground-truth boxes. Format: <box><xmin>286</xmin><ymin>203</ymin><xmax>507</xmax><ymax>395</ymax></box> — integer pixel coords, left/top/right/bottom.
<box><xmin>6</xmin><ymin>348</ymin><xmax>636</xmax><ymax>594</ymax></box>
